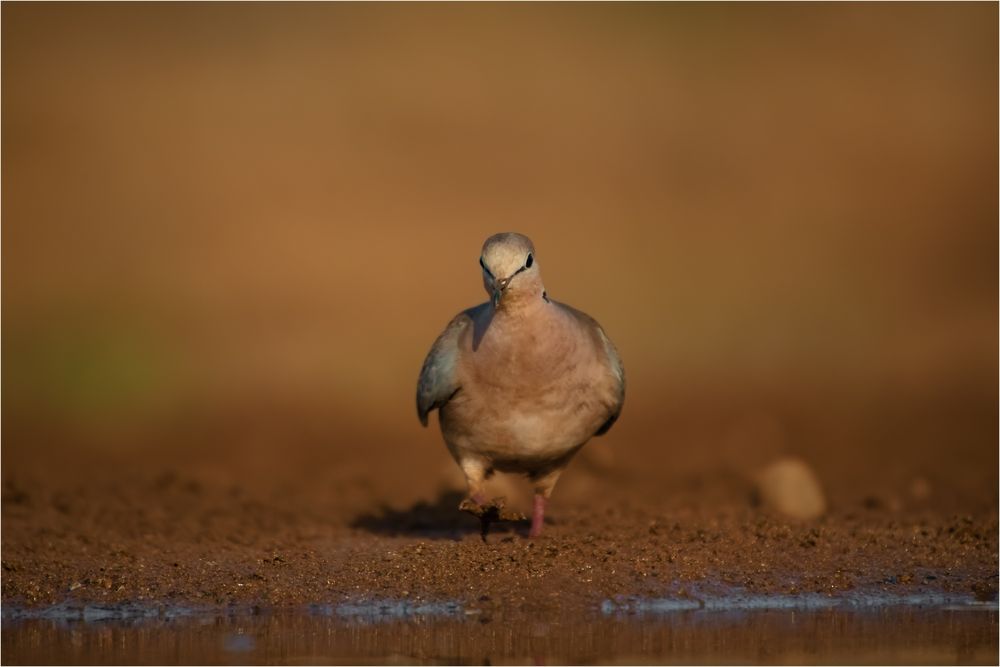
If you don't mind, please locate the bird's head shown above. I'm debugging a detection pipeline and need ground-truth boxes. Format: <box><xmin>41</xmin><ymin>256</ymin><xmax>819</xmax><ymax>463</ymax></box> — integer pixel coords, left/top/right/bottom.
<box><xmin>479</xmin><ymin>232</ymin><xmax>544</xmax><ymax>310</ymax></box>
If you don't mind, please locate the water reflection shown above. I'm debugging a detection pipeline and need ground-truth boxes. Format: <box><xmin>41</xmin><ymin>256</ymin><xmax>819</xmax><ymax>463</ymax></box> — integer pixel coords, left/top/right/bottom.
<box><xmin>601</xmin><ymin>589</ymin><xmax>1000</xmax><ymax>615</ymax></box>
<box><xmin>314</xmin><ymin>599</ymin><xmax>464</xmax><ymax>622</ymax></box>
<box><xmin>2</xmin><ymin>599</ymin><xmax>997</xmax><ymax>665</ymax></box>
<box><xmin>223</xmin><ymin>632</ymin><xmax>256</xmax><ymax>653</ymax></box>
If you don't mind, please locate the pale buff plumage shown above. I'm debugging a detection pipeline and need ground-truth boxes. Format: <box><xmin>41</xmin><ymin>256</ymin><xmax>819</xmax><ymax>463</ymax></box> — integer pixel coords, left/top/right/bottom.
<box><xmin>417</xmin><ymin>233</ymin><xmax>624</xmax><ymax>537</ymax></box>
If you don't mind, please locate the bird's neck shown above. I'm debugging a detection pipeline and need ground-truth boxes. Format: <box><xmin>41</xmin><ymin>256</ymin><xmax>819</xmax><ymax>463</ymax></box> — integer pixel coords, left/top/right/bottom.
<box><xmin>493</xmin><ymin>286</ymin><xmax>548</xmax><ymax>320</ymax></box>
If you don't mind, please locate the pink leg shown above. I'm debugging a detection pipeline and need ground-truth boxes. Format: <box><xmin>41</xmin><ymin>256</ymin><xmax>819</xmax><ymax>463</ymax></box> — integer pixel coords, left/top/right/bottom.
<box><xmin>529</xmin><ymin>494</ymin><xmax>546</xmax><ymax>537</ymax></box>
<box><xmin>471</xmin><ymin>492</ymin><xmax>486</xmax><ymax>505</ymax></box>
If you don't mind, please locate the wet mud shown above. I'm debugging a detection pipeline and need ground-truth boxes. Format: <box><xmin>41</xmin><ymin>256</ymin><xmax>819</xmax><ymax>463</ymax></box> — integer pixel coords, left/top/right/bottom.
<box><xmin>2</xmin><ymin>414</ymin><xmax>998</xmax><ymax>664</ymax></box>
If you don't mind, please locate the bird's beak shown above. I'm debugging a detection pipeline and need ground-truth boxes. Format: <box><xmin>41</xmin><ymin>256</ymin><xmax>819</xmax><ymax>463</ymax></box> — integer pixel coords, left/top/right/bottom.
<box><xmin>492</xmin><ymin>277</ymin><xmax>511</xmax><ymax>307</ymax></box>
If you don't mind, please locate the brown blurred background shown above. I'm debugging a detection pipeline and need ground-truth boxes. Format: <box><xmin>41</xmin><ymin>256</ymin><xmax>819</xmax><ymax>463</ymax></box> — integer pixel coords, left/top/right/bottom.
<box><xmin>3</xmin><ymin>3</ymin><xmax>997</xmax><ymax>514</ymax></box>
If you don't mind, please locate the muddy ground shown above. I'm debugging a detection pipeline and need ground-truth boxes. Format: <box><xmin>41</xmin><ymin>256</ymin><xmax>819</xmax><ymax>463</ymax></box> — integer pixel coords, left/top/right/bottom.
<box><xmin>1</xmin><ymin>5</ymin><xmax>998</xmax><ymax>663</ymax></box>
<box><xmin>2</xmin><ymin>0</ymin><xmax>998</xmax><ymax>624</ymax></box>
<box><xmin>2</xmin><ymin>395</ymin><xmax>997</xmax><ymax>615</ymax></box>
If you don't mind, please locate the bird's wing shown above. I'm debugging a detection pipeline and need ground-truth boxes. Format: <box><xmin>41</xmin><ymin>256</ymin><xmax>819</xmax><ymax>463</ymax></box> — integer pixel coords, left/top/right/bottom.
<box><xmin>416</xmin><ymin>310</ymin><xmax>472</xmax><ymax>426</ymax></box>
<box><xmin>555</xmin><ymin>301</ymin><xmax>626</xmax><ymax>436</ymax></box>
<box><xmin>592</xmin><ymin>323</ymin><xmax>625</xmax><ymax>435</ymax></box>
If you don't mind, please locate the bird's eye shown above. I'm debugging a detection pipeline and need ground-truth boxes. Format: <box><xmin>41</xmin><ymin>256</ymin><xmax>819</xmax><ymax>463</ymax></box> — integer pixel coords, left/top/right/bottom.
<box><xmin>479</xmin><ymin>257</ymin><xmax>493</xmax><ymax>277</ymax></box>
<box><xmin>525</xmin><ymin>253</ymin><xmax>534</xmax><ymax>268</ymax></box>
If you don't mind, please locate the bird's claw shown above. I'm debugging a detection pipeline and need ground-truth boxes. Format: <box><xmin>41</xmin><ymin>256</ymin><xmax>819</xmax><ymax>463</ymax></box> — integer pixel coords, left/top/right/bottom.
<box><xmin>458</xmin><ymin>496</ymin><xmax>527</xmax><ymax>541</ymax></box>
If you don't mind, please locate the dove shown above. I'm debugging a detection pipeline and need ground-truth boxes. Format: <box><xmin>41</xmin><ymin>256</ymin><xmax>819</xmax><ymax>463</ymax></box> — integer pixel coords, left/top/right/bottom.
<box><xmin>417</xmin><ymin>233</ymin><xmax>624</xmax><ymax>537</ymax></box>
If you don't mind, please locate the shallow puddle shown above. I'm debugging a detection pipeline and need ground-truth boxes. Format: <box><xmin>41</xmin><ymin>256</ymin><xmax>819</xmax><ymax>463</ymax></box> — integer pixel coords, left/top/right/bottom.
<box><xmin>3</xmin><ymin>594</ymin><xmax>997</xmax><ymax>665</ymax></box>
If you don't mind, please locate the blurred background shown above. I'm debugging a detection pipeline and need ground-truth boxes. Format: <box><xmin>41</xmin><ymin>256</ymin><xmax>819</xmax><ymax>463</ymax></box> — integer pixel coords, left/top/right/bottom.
<box><xmin>3</xmin><ymin>3</ymin><xmax>997</xmax><ymax>515</ymax></box>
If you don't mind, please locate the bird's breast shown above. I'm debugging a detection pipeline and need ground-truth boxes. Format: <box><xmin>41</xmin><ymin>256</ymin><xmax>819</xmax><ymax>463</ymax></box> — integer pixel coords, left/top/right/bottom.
<box><xmin>444</xmin><ymin>312</ymin><xmax>612</xmax><ymax>463</ymax></box>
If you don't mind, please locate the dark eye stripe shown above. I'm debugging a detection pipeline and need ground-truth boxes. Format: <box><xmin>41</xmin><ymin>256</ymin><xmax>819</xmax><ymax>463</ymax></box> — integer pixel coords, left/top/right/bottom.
<box><xmin>479</xmin><ymin>257</ymin><xmax>494</xmax><ymax>279</ymax></box>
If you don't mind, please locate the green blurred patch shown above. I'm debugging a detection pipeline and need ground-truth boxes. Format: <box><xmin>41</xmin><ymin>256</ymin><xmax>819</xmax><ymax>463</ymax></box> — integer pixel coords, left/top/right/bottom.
<box><xmin>3</xmin><ymin>314</ymin><xmax>176</xmax><ymax>420</ymax></box>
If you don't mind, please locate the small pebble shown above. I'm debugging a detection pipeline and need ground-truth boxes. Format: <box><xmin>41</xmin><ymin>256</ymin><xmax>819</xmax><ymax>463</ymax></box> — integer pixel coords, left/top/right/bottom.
<box><xmin>755</xmin><ymin>458</ymin><xmax>826</xmax><ymax>520</ymax></box>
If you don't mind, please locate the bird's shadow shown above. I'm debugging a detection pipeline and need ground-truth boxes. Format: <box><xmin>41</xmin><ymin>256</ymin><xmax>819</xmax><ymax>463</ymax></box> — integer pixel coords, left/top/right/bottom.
<box><xmin>349</xmin><ymin>489</ymin><xmax>527</xmax><ymax>541</ymax></box>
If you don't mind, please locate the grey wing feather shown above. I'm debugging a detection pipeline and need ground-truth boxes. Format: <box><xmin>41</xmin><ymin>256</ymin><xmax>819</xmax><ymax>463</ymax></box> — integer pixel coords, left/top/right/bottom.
<box><xmin>593</xmin><ymin>325</ymin><xmax>625</xmax><ymax>436</ymax></box>
<box><xmin>554</xmin><ymin>301</ymin><xmax>625</xmax><ymax>437</ymax></box>
<box><xmin>416</xmin><ymin>312</ymin><xmax>471</xmax><ymax>426</ymax></box>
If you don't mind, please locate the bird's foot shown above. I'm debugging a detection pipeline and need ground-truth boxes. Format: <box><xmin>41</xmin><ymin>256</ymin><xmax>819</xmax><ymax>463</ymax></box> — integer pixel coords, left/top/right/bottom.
<box><xmin>458</xmin><ymin>496</ymin><xmax>527</xmax><ymax>541</ymax></box>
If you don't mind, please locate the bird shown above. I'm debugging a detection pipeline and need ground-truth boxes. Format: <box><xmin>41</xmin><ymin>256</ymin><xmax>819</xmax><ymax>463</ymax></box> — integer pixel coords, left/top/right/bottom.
<box><xmin>417</xmin><ymin>232</ymin><xmax>625</xmax><ymax>537</ymax></box>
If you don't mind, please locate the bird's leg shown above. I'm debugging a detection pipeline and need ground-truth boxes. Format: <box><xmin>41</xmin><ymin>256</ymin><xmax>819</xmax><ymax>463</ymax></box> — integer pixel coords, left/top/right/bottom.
<box><xmin>529</xmin><ymin>494</ymin><xmax>547</xmax><ymax>538</ymax></box>
<box><xmin>457</xmin><ymin>458</ymin><xmax>497</xmax><ymax>540</ymax></box>
<box><xmin>458</xmin><ymin>458</ymin><xmax>488</xmax><ymax>507</ymax></box>
<box><xmin>529</xmin><ymin>468</ymin><xmax>563</xmax><ymax>538</ymax></box>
